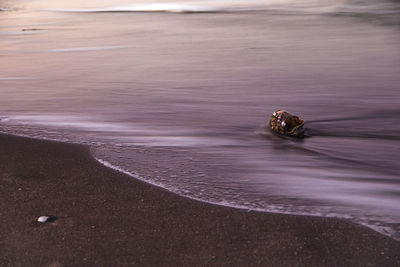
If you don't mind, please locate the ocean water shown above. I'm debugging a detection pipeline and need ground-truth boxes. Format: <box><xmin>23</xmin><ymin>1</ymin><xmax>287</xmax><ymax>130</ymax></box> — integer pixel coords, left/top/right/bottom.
<box><xmin>1</xmin><ymin>0</ymin><xmax>400</xmax><ymax>239</ymax></box>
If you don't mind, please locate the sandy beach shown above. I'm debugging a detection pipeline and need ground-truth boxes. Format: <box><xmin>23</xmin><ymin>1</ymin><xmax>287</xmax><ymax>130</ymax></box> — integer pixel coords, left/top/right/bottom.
<box><xmin>1</xmin><ymin>133</ymin><xmax>399</xmax><ymax>266</ymax></box>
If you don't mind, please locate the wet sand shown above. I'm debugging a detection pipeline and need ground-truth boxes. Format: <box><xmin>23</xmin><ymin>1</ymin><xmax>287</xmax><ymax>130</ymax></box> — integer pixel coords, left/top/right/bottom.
<box><xmin>1</xmin><ymin>133</ymin><xmax>400</xmax><ymax>266</ymax></box>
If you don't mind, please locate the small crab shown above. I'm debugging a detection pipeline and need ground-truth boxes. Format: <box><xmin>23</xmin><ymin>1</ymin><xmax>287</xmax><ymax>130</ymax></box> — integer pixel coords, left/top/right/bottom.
<box><xmin>269</xmin><ymin>110</ymin><xmax>305</xmax><ymax>137</ymax></box>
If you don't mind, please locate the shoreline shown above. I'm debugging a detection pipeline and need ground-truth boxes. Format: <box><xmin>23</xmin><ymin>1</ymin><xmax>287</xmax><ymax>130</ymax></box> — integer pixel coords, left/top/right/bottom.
<box><xmin>94</xmin><ymin>155</ymin><xmax>398</xmax><ymax>240</ymax></box>
<box><xmin>2</xmin><ymin>125</ymin><xmax>399</xmax><ymax>241</ymax></box>
<box><xmin>1</xmin><ymin>132</ymin><xmax>400</xmax><ymax>266</ymax></box>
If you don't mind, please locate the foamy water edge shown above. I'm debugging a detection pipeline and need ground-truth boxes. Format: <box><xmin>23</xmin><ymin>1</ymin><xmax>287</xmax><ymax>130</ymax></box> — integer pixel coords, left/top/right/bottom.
<box><xmin>0</xmin><ymin>115</ymin><xmax>398</xmax><ymax>241</ymax></box>
<box><xmin>94</xmin><ymin>156</ymin><xmax>398</xmax><ymax>240</ymax></box>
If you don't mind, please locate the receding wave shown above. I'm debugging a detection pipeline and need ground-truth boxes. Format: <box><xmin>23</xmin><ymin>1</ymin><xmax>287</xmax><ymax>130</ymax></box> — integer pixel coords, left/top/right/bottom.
<box><xmin>36</xmin><ymin>0</ymin><xmax>400</xmax><ymax>16</ymax></box>
<box><xmin>44</xmin><ymin>45</ymin><xmax>133</xmax><ymax>53</ymax></box>
<box><xmin>306</xmin><ymin>109</ymin><xmax>400</xmax><ymax>140</ymax></box>
<box><xmin>40</xmin><ymin>3</ymin><xmax>220</xmax><ymax>14</ymax></box>
<box><xmin>0</xmin><ymin>77</ymin><xmax>36</xmax><ymax>81</ymax></box>
<box><xmin>0</xmin><ymin>31</ymin><xmax>43</xmax><ymax>36</ymax></box>
<box><xmin>2</xmin><ymin>115</ymin><xmax>237</xmax><ymax>147</ymax></box>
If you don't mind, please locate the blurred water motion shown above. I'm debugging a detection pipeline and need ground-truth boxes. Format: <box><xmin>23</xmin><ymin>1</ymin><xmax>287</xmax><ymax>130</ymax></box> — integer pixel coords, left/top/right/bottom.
<box><xmin>1</xmin><ymin>0</ymin><xmax>400</xmax><ymax>239</ymax></box>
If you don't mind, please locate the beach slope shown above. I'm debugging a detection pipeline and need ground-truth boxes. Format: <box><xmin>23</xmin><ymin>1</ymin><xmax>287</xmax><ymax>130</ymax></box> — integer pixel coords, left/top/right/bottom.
<box><xmin>0</xmin><ymin>133</ymin><xmax>399</xmax><ymax>266</ymax></box>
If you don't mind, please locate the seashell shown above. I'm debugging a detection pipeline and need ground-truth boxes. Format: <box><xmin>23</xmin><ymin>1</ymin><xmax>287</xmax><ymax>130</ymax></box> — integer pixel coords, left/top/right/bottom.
<box><xmin>269</xmin><ymin>110</ymin><xmax>305</xmax><ymax>137</ymax></box>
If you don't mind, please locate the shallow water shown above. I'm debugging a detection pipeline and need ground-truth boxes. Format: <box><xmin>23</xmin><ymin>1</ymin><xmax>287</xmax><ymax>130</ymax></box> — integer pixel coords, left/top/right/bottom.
<box><xmin>1</xmin><ymin>0</ymin><xmax>400</xmax><ymax>239</ymax></box>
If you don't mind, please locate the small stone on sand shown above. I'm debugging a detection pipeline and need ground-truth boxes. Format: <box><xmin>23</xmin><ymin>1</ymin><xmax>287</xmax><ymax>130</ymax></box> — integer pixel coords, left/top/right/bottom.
<box><xmin>37</xmin><ymin>216</ymin><xmax>49</xmax><ymax>223</ymax></box>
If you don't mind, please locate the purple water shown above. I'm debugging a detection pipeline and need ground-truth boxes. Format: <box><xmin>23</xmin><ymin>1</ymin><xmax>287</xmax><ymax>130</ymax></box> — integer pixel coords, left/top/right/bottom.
<box><xmin>1</xmin><ymin>0</ymin><xmax>400</xmax><ymax>240</ymax></box>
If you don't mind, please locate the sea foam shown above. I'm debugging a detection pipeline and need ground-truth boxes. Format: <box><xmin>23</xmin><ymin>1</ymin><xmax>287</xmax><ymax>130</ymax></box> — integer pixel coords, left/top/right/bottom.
<box><xmin>44</xmin><ymin>45</ymin><xmax>133</xmax><ymax>53</ymax></box>
<box><xmin>40</xmin><ymin>3</ymin><xmax>220</xmax><ymax>14</ymax></box>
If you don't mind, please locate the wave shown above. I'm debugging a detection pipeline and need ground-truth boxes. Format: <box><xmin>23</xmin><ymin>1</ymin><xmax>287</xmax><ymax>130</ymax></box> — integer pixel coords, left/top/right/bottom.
<box><xmin>2</xmin><ymin>115</ymin><xmax>237</xmax><ymax>147</ymax></box>
<box><xmin>94</xmin><ymin>156</ymin><xmax>400</xmax><ymax>241</ymax></box>
<box><xmin>0</xmin><ymin>77</ymin><xmax>36</xmax><ymax>81</ymax></box>
<box><xmin>40</xmin><ymin>3</ymin><xmax>220</xmax><ymax>14</ymax></box>
<box><xmin>35</xmin><ymin>0</ymin><xmax>400</xmax><ymax>16</ymax></box>
<box><xmin>2</xmin><ymin>113</ymin><xmax>400</xmax><ymax>240</ymax></box>
<box><xmin>0</xmin><ymin>31</ymin><xmax>43</xmax><ymax>36</ymax></box>
<box><xmin>44</xmin><ymin>45</ymin><xmax>133</xmax><ymax>53</ymax></box>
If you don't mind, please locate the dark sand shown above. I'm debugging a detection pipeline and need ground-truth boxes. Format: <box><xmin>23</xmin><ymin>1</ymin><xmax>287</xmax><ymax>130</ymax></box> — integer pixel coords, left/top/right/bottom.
<box><xmin>1</xmin><ymin>133</ymin><xmax>399</xmax><ymax>266</ymax></box>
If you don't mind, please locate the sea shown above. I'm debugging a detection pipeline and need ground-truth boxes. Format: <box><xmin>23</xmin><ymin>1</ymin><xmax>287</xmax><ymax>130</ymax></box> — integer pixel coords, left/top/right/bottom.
<box><xmin>1</xmin><ymin>0</ymin><xmax>400</xmax><ymax>240</ymax></box>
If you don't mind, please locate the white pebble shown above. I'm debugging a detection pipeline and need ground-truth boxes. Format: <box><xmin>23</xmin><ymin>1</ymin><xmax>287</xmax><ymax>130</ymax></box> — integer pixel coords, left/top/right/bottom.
<box><xmin>37</xmin><ymin>216</ymin><xmax>49</xmax><ymax>223</ymax></box>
